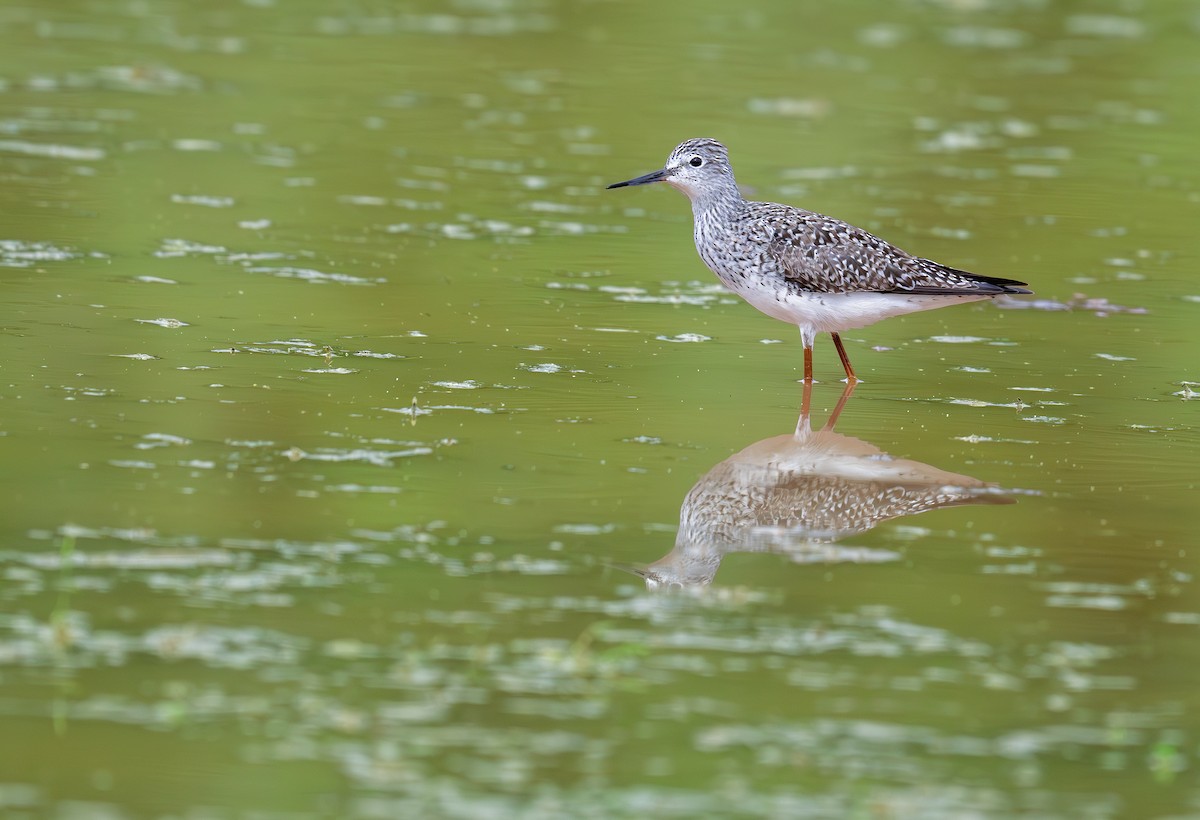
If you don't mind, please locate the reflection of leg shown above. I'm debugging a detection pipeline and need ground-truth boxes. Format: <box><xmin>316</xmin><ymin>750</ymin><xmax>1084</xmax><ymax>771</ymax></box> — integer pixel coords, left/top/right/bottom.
<box><xmin>794</xmin><ymin>378</ymin><xmax>814</xmax><ymax>437</ymax></box>
<box><xmin>831</xmin><ymin>332</ymin><xmax>857</xmax><ymax>383</ymax></box>
<box><xmin>823</xmin><ymin>381</ymin><xmax>857</xmax><ymax>431</ymax></box>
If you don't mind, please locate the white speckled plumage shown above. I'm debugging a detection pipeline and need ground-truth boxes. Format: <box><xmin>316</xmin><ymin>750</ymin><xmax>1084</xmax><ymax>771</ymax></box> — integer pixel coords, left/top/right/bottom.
<box><xmin>608</xmin><ymin>138</ymin><xmax>1032</xmax><ymax>381</ymax></box>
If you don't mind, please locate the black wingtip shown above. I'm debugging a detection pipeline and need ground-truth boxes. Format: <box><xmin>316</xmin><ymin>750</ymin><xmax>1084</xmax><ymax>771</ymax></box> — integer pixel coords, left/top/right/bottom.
<box><xmin>981</xmin><ymin>279</ymin><xmax>1033</xmax><ymax>296</ymax></box>
<box><xmin>943</xmin><ymin>266</ymin><xmax>1033</xmax><ymax>295</ymax></box>
<box><xmin>898</xmin><ymin>274</ymin><xmax>1033</xmax><ymax>297</ymax></box>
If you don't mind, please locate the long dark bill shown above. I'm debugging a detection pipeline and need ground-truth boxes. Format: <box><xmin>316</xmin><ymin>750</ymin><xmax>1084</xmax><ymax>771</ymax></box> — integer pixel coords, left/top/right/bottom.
<box><xmin>607</xmin><ymin>168</ymin><xmax>668</xmax><ymax>189</ymax></box>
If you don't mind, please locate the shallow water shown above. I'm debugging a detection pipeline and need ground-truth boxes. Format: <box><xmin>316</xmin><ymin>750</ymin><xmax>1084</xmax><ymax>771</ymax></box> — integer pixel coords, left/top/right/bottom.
<box><xmin>2</xmin><ymin>1</ymin><xmax>1198</xmax><ymax>817</ymax></box>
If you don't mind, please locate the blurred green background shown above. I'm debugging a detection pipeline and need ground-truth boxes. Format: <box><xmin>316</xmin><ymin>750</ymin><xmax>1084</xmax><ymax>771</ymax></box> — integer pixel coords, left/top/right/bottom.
<box><xmin>1</xmin><ymin>0</ymin><xmax>1197</xmax><ymax>817</ymax></box>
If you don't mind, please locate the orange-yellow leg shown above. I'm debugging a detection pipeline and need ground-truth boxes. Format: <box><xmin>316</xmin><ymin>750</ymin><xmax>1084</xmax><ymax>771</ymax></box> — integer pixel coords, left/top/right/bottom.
<box><xmin>831</xmin><ymin>332</ymin><xmax>857</xmax><ymax>383</ymax></box>
<box><xmin>802</xmin><ymin>346</ymin><xmax>813</xmax><ymax>382</ymax></box>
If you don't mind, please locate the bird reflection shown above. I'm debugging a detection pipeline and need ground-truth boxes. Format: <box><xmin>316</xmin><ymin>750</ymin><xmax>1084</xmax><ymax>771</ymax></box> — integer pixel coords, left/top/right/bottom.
<box><xmin>634</xmin><ymin>383</ymin><xmax>1014</xmax><ymax>589</ymax></box>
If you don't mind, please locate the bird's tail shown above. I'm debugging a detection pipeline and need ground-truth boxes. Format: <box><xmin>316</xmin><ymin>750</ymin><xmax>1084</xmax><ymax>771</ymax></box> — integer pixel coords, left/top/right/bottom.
<box><xmin>904</xmin><ymin>261</ymin><xmax>1033</xmax><ymax>295</ymax></box>
<box><xmin>956</xmin><ymin>269</ymin><xmax>1033</xmax><ymax>294</ymax></box>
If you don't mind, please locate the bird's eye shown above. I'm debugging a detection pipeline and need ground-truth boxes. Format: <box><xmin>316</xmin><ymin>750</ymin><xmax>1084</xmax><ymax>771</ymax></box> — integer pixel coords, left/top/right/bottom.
<box><xmin>689</xmin><ymin>156</ymin><xmax>703</xmax><ymax>167</ymax></box>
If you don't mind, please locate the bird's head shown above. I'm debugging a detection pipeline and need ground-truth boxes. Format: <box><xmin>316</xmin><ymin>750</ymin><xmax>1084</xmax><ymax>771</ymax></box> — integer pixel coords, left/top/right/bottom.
<box><xmin>607</xmin><ymin>138</ymin><xmax>736</xmax><ymax>203</ymax></box>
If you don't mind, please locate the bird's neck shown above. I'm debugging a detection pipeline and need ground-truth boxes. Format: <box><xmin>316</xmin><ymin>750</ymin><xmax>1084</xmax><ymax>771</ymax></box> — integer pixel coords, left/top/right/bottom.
<box><xmin>689</xmin><ymin>184</ymin><xmax>743</xmax><ymax>224</ymax></box>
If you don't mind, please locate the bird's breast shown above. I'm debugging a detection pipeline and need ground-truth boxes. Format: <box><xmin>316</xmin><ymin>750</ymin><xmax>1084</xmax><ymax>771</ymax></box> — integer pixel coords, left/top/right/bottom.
<box><xmin>693</xmin><ymin>220</ymin><xmax>776</xmax><ymax>286</ymax></box>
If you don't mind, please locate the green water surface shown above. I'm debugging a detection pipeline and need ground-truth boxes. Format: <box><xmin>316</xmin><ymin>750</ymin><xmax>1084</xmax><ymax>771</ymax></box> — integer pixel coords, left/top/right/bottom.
<box><xmin>2</xmin><ymin>1</ymin><xmax>1198</xmax><ymax>817</ymax></box>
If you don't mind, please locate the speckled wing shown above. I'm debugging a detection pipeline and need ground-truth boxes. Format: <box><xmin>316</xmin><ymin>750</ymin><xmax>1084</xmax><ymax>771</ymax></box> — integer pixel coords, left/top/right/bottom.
<box><xmin>752</xmin><ymin>204</ymin><xmax>1031</xmax><ymax>295</ymax></box>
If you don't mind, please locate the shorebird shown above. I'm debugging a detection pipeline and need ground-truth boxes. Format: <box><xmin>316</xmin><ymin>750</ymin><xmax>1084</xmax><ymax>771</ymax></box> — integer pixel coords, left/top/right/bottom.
<box><xmin>632</xmin><ymin>383</ymin><xmax>1014</xmax><ymax>589</ymax></box>
<box><xmin>607</xmin><ymin>138</ymin><xmax>1031</xmax><ymax>382</ymax></box>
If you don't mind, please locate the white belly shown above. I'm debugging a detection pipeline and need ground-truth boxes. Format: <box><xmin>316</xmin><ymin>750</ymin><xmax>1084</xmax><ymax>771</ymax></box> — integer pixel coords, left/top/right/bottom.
<box><xmin>731</xmin><ymin>280</ymin><xmax>989</xmax><ymax>335</ymax></box>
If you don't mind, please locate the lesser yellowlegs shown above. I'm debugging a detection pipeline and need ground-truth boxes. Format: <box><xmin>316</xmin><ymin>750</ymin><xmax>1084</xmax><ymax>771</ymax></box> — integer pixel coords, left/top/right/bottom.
<box><xmin>633</xmin><ymin>383</ymin><xmax>1014</xmax><ymax>589</ymax></box>
<box><xmin>608</xmin><ymin>138</ymin><xmax>1032</xmax><ymax>382</ymax></box>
